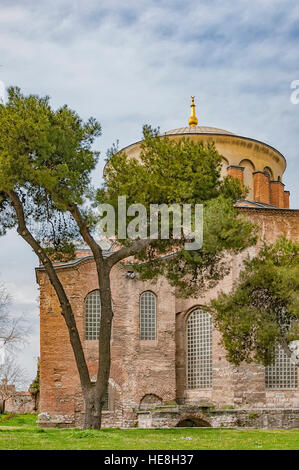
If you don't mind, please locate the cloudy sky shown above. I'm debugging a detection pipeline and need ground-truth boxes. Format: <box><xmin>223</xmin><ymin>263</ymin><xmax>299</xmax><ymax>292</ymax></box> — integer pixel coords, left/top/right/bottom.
<box><xmin>0</xmin><ymin>0</ymin><xmax>299</xmax><ymax>383</ymax></box>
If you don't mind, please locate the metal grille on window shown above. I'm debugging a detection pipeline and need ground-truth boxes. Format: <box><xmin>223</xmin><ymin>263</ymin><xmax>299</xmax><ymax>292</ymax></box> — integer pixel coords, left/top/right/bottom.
<box><xmin>187</xmin><ymin>309</ymin><xmax>212</xmax><ymax>389</ymax></box>
<box><xmin>140</xmin><ymin>291</ymin><xmax>156</xmax><ymax>340</ymax></box>
<box><xmin>265</xmin><ymin>345</ymin><xmax>298</xmax><ymax>389</ymax></box>
<box><xmin>85</xmin><ymin>290</ymin><xmax>101</xmax><ymax>340</ymax></box>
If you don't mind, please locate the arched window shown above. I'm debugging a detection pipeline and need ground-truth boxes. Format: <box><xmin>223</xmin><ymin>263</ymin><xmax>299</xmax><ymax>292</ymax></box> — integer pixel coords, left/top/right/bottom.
<box><xmin>263</xmin><ymin>166</ymin><xmax>273</xmax><ymax>180</ymax></box>
<box><xmin>85</xmin><ymin>290</ymin><xmax>101</xmax><ymax>340</ymax></box>
<box><xmin>187</xmin><ymin>309</ymin><xmax>212</xmax><ymax>389</ymax></box>
<box><xmin>265</xmin><ymin>345</ymin><xmax>298</xmax><ymax>389</ymax></box>
<box><xmin>239</xmin><ymin>159</ymin><xmax>255</xmax><ymax>200</ymax></box>
<box><xmin>140</xmin><ymin>291</ymin><xmax>156</xmax><ymax>340</ymax></box>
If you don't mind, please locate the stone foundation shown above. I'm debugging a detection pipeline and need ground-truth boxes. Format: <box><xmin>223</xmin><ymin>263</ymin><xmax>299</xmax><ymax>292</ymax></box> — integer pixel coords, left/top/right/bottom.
<box><xmin>37</xmin><ymin>405</ymin><xmax>299</xmax><ymax>429</ymax></box>
<box><xmin>137</xmin><ymin>405</ymin><xmax>299</xmax><ymax>429</ymax></box>
<box><xmin>37</xmin><ymin>409</ymin><xmax>137</xmax><ymax>428</ymax></box>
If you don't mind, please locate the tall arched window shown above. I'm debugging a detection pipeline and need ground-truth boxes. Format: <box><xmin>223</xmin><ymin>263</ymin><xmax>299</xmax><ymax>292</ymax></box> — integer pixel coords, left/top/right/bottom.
<box><xmin>265</xmin><ymin>345</ymin><xmax>298</xmax><ymax>389</ymax></box>
<box><xmin>85</xmin><ymin>290</ymin><xmax>101</xmax><ymax>340</ymax></box>
<box><xmin>239</xmin><ymin>159</ymin><xmax>255</xmax><ymax>200</ymax></box>
<box><xmin>140</xmin><ymin>291</ymin><xmax>156</xmax><ymax>340</ymax></box>
<box><xmin>187</xmin><ymin>309</ymin><xmax>212</xmax><ymax>389</ymax></box>
<box><xmin>263</xmin><ymin>166</ymin><xmax>273</xmax><ymax>180</ymax></box>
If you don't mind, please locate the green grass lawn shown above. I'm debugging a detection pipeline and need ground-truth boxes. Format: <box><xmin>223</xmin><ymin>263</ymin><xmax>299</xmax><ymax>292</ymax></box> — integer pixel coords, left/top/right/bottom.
<box><xmin>0</xmin><ymin>413</ymin><xmax>298</xmax><ymax>450</ymax></box>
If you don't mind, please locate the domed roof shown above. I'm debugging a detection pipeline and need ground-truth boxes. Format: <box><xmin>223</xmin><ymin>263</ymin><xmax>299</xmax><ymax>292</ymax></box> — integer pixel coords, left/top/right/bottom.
<box><xmin>161</xmin><ymin>126</ymin><xmax>235</xmax><ymax>136</ymax></box>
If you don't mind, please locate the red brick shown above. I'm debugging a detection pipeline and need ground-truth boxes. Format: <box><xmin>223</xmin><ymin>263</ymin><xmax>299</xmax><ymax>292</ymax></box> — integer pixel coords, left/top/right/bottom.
<box><xmin>37</xmin><ymin>208</ymin><xmax>299</xmax><ymax>428</ymax></box>
<box><xmin>253</xmin><ymin>171</ymin><xmax>270</xmax><ymax>204</ymax></box>
<box><xmin>270</xmin><ymin>181</ymin><xmax>285</xmax><ymax>208</ymax></box>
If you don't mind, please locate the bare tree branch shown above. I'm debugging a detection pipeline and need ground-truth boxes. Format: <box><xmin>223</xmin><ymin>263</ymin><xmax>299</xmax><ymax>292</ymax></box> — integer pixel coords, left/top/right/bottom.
<box><xmin>0</xmin><ymin>356</ymin><xmax>28</xmax><ymax>413</ymax></box>
<box><xmin>0</xmin><ymin>284</ymin><xmax>28</xmax><ymax>350</ymax></box>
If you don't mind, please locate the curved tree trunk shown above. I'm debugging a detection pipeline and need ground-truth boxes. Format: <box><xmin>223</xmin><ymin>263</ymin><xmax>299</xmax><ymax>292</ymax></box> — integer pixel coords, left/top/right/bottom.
<box><xmin>7</xmin><ymin>192</ymin><xmax>93</xmax><ymax>423</ymax></box>
<box><xmin>70</xmin><ymin>205</ymin><xmax>114</xmax><ymax>430</ymax></box>
<box><xmin>83</xmin><ymin>268</ymin><xmax>114</xmax><ymax>429</ymax></box>
<box><xmin>8</xmin><ymin>195</ymin><xmax>128</xmax><ymax>430</ymax></box>
<box><xmin>0</xmin><ymin>399</ymin><xmax>5</xmax><ymax>414</ymax></box>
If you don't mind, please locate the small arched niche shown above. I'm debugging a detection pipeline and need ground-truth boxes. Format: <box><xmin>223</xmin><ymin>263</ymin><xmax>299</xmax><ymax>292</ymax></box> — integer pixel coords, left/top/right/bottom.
<box><xmin>139</xmin><ymin>394</ymin><xmax>163</xmax><ymax>410</ymax></box>
<box><xmin>239</xmin><ymin>159</ymin><xmax>255</xmax><ymax>200</ymax></box>
<box><xmin>176</xmin><ymin>417</ymin><xmax>211</xmax><ymax>428</ymax></box>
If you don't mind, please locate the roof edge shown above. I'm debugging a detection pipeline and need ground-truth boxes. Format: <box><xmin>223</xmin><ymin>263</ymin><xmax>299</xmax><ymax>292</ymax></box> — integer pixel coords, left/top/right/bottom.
<box><xmin>116</xmin><ymin>132</ymin><xmax>287</xmax><ymax>171</ymax></box>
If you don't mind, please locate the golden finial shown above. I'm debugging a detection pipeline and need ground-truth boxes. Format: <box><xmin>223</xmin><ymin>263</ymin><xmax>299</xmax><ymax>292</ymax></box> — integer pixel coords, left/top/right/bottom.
<box><xmin>188</xmin><ymin>96</ymin><xmax>198</xmax><ymax>127</ymax></box>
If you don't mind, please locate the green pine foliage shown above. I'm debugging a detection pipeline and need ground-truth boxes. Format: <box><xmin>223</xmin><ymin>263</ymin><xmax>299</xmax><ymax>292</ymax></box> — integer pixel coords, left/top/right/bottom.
<box><xmin>29</xmin><ymin>359</ymin><xmax>40</xmax><ymax>395</ymax></box>
<box><xmin>103</xmin><ymin>125</ymin><xmax>257</xmax><ymax>296</ymax></box>
<box><xmin>211</xmin><ymin>237</ymin><xmax>299</xmax><ymax>365</ymax></box>
<box><xmin>0</xmin><ymin>87</ymin><xmax>101</xmax><ymax>255</ymax></box>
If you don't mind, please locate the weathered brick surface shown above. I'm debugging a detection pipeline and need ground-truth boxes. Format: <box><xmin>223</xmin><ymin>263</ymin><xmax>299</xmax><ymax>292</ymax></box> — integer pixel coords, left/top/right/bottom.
<box><xmin>227</xmin><ymin>165</ymin><xmax>244</xmax><ymax>185</ymax></box>
<box><xmin>38</xmin><ymin>260</ymin><xmax>177</xmax><ymax>427</ymax></box>
<box><xmin>284</xmin><ymin>191</ymin><xmax>290</xmax><ymax>209</ymax></box>
<box><xmin>270</xmin><ymin>181</ymin><xmax>285</xmax><ymax>208</ymax></box>
<box><xmin>37</xmin><ymin>208</ymin><xmax>299</xmax><ymax>428</ymax></box>
<box><xmin>253</xmin><ymin>171</ymin><xmax>270</xmax><ymax>204</ymax></box>
<box><xmin>4</xmin><ymin>391</ymin><xmax>36</xmax><ymax>414</ymax></box>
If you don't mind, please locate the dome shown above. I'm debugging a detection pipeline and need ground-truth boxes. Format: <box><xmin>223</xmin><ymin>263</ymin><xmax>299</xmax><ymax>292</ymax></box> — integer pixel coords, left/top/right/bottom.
<box><xmin>161</xmin><ymin>126</ymin><xmax>235</xmax><ymax>136</ymax></box>
<box><xmin>116</xmin><ymin>96</ymin><xmax>287</xmax><ymax>208</ymax></box>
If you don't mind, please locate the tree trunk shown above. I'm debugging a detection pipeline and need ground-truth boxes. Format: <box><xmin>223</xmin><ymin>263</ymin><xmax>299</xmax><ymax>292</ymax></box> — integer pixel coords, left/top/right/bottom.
<box><xmin>69</xmin><ymin>204</ymin><xmax>114</xmax><ymax>430</ymax></box>
<box><xmin>91</xmin><ymin>266</ymin><xmax>113</xmax><ymax>430</ymax></box>
<box><xmin>83</xmin><ymin>386</ymin><xmax>102</xmax><ymax>429</ymax></box>
<box><xmin>0</xmin><ymin>399</ymin><xmax>5</xmax><ymax>414</ymax></box>
<box><xmin>7</xmin><ymin>191</ymin><xmax>92</xmax><ymax>421</ymax></box>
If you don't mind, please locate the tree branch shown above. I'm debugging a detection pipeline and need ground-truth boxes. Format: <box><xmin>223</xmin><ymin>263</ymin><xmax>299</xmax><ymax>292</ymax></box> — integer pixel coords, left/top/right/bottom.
<box><xmin>68</xmin><ymin>203</ymin><xmax>108</xmax><ymax>277</ymax></box>
<box><xmin>106</xmin><ymin>237</ymin><xmax>154</xmax><ymax>268</ymax></box>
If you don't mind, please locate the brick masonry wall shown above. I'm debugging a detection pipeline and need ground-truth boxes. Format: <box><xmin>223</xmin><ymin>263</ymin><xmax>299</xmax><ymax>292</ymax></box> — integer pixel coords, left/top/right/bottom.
<box><xmin>176</xmin><ymin>209</ymin><xmax>299</xmax><ymax>410</ymax></box>
<box><xmin>5</xmin><ymin>392</ymin><xmax>36</xmax><ymax>414</ymax></box>
<box><xmin>38</xmin><ymin>260</ymin><xmax>176</xmax><ymax>427</ymax></box>
<box><xmin>284</xmin><ymin>191</ymin><xmax>290</xmax><ymax>209</ymax></box>
<box><xmin>253</xmin><ymin>172</ymin><xmax>270</xmax><ymax>204</ymax></box>
<box><xmin>270</xmin><ymin>181</ymin><xmax>285</xmax><ymax>208</ymax></box>
<box><xmin>37</xmin><ymin>208</ymin><xmax>299</xmax><ymax>428</ymax></box>
<box><xmin>227</xmin><ymin>165</ymin><xmax>244</xmax><ymax>185</ymax></box>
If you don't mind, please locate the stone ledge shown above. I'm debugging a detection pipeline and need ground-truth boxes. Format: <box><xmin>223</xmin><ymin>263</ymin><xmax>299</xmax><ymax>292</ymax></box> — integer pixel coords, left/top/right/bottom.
<box><xmin>137</xmin><ymin>407</ymin><xmax>299</xmax><ymax>429</ymax></box>
<box><xmin>37</xmin><ymin>407</ymin><xmax>299</xmax><ymax>429</ymax></box>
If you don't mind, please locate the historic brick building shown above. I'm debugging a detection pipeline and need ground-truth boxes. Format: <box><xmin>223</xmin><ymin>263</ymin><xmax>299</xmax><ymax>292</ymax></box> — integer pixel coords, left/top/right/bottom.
<box><xmin>37</xmin><ymin>102</ymin><xmax>299</xmax><ymax>428</ymax></box>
